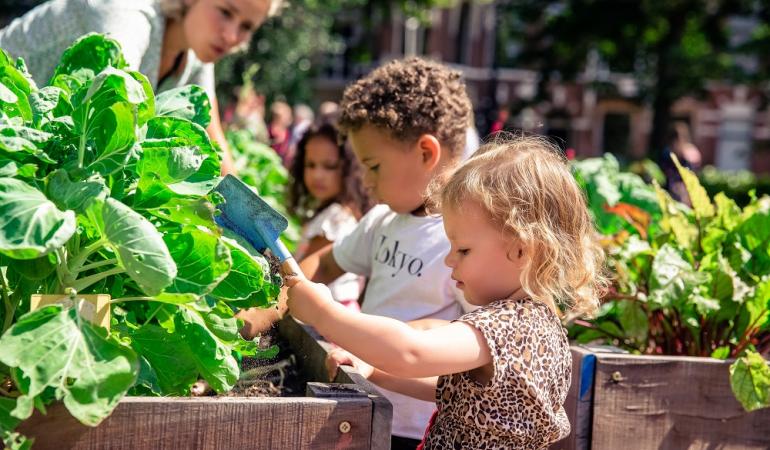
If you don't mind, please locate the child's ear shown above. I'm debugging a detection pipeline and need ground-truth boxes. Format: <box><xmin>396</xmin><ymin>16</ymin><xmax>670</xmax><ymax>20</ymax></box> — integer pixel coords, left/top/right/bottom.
<box><xmin>506</xmin><ymin>243</ymin><xmax>525</xmax><ymax>262</ymax></box>
<box><xmin>416</xmin><ymin>134</ymin><xmax>442</xmax><ymax>171</ymax></box>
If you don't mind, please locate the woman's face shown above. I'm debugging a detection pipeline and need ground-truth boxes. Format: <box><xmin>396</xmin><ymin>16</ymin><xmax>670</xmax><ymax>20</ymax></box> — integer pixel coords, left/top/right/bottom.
<box><xmin>303</xmin><ymin>136</ymin><xmax>344</xmax><ymax>204</ymax></box>
<box><xmin>183</xmin><ymin>0</ymin><xmax>271</xmax><ymax>62</ymax></box>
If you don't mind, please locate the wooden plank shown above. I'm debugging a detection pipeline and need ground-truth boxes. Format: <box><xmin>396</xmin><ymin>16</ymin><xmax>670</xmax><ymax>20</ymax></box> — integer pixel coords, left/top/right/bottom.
<box><xmin>19</xmin><ymin>396</ymin><xmax>372</xmax><ymax>450</ymax></box>
<box><xmin>338</xmin><ymin>367</ymin><xmax>393</xmax><ymax>450</ymax></box>
<box><xmin>590</xmin><ymin>353</ymin><xmax>770</xmax><ymax>450</ymax></box>
<box><xmin>551</xmin><ymin>346</ymin><xmax>596</xmax><ymax>450</ymax></box>
<box><xmin>279</xmin><ymin>315</ymin><xmax>393</xmax><ymax>450</ymax></box>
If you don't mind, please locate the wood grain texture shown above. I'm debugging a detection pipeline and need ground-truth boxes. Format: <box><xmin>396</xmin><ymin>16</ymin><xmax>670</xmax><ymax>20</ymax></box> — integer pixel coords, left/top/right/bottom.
<box><xmin>18</xmin><ymin>316</ymin><xmax>392</xmax><ymax>450</ymax></box>
<box><xmin>20</xmin><ymin>397</ymin><xmax>371</xmax><ymax>449</ymax></box>
<box><xmin>279</xmin><ymin>315</ymin><xmax>393</xmax><ymax>450</ymax></box>
<box><xmin>590</xmin><ymin>353</ymin><xmax>770</xmax><ymax>450</ymax></box>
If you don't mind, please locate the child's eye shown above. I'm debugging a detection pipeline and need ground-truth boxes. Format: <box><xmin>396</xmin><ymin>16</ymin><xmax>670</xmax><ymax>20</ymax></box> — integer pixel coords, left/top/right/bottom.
<box><xmin>219</xmin><ymin>7</ymin><xmax>232</xmax><ymax>18</ymax></box>
<box><xmin>323</xmin><ymin>162</ymin><xmax>341</xmax><ymax>170</ymax></box>
<box><xmin>458</xmin><ymin>248</ymin><xmax>470</xmax><ymax>256</ymax></box>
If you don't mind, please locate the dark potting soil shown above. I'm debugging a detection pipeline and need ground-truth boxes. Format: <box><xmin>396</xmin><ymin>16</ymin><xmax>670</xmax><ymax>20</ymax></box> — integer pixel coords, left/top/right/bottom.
<box><xmin>226</xmin><ymin>326</ymin><xmax>305</xmax><ymax>398</ymax></box>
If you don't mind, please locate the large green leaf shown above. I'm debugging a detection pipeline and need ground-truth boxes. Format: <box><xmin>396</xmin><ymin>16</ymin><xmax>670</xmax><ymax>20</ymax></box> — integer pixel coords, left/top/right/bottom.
<box><xmin>211</xmin><ymin>234</ymin><xmax>271</xmax><ymax>301</ymax></box>
<box><xmin>175</xmin><ymin>306</ymin><xmax>240</xmax><ymax>393</ymax></box>
<box><xmin>0</xmin><ymin>160</ymin><xmax>35</xmax><ymax>178</ymax></box>
<box><xmin>72</xmin><ymin>68</ymin><xmax>148</xmax><ymax>175</ymax></box>
<box><xmin>50</xmin><ymin>33</ymin><xmax>127</xmax><ymax>83</ymax></box>
<box><xmin>672</xmin><ymin>154</ymin><xmax>714</xmax><ymax>220</ymax></box>
<box><xmin>0</xmin><ymin>178</ymin><xmax>76</xmax><ymax>259</ymax></box>
<box><xmin>143</xmin><ymin>196</ymin><xmax>219</xmax><ymax>229</ymax></box>
<box><xmin>0</xmin><ymin>50</ymin><xmax>33</xmax><ymax>121</ymax></box>
<box><xmin>0</xmin><ymin>397</ymin><xmax>21</xmax><ymax>433</ymax></box>
<box><xmin>734</xmin><ymin>209</ymin><xmax>770</xmax><ymax>276</ymax></box>
<box><xmin>47</xmin><ymin>169</ymin><xmax>109</xmax><ymax>214</ymax></box>
<box><xmin>730</xmin><ymin>350</ymin><xmax>770</xmax><ymax>412</ymax></box>
<box><xmin>163</xmin><ymin>228</ymin><xmax>231</xmax><ymax>296</ymax></box>
<box><xmin>29</xmin><ymin>86</ymin><xmax>72</xmax><ymax>126</ymax></box>
<box><xmin>137</xmin><ymin>146</ymin><xmax>208</xmax><ymax>184</ymax></box>
<box><xmin>129</xmin><ymin>324</ymin><xmax>199</xmax><ymax>395</ymax></box>
<box><xmin>648</xmin><ymin>244</ymin><xmax>708</xmax><ymax>308</ymax></box>
<box><xmin>133</xmin><ymin>144</ymin><xmax>219</xmax><ymax>211</ymax></box>
<box><xmin>617</xmin><ymin>300</ymin><xmax>648</xmax><ymax>342</ymax></box>
<box><xmin>145</xmin><ymin>117</ymin><xmax>219</xmax><ymax>179</ymax></box>
<box><xmin>101</xmin><ymin>198</ymin><xmax>176</xmax><ymax>295</ymax></box>
<box><xmin>154</xmin><ymin>85</ymin><xmax>211</xmax><ymax>128</ymax></box>
<box><xmin>0</xmin><ymin>305</ymin><xmax>138</xmax><ymax>426</ymax></box>
<box><xmin>0</xmin><ymin>124</ymin><xmax>55</xmax><ymax>164</ymax></box>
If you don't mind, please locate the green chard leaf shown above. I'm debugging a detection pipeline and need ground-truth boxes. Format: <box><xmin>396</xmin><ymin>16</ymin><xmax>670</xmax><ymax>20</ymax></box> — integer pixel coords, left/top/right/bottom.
<box><xmin>0</xmin><ymin>305</ymin><xmax>139</xmax><ymax>426</ymax></box>
<box><xmin>0</xmin><ymin>178</ymin><xmax>76</xmax><ymax>259</ymax></box>
<box><xmin>729</xmin><ymin>350</ymin><xmax>770</xmax><ymax>412</ymax></box>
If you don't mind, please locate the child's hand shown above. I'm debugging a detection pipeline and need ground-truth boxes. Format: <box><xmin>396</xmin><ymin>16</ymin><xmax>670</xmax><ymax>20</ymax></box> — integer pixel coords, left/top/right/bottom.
<box><xmin>284</xmin><ymin>275</ymin><xmax>334</xmax><ymax>324</ymax></box>
<box><xmin>325</xmin><ymin>347</ymin><xmax>373</xmax><ymax>381</ymax></box>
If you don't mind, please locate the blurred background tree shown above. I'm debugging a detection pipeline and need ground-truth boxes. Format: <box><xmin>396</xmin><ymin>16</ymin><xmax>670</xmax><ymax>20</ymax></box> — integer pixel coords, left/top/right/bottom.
<box><xmin>501</xmin><ymin>0</ymin><xmax>755</xmax><ymax>155</ymax></box>
<box><xmin>215</xmin><ymin>0</ymin><xmax>462</xmax><ymax>107</ymax></box>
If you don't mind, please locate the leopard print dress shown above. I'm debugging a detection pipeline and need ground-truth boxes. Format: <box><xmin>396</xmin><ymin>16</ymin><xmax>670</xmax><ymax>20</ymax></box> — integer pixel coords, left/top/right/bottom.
<box><xmin>421</xmin><ymin>297</ymin><xmax>572</xmax><ymax>449</ymax></box>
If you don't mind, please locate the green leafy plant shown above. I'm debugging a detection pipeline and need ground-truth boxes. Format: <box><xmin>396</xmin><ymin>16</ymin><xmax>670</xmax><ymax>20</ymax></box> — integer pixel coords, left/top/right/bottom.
<box><xmin>572</xmin><ymin>154</ymin><xmax>770</xmax><ymax>412</ymax></box>
<box><xmin>0</xmin><ymin>34</ymin><xmax>280</xmax><ymax>443</ymax></box>
<box><xmin>226</xmin><ymin>128</ymin><xmax>300</xmax><ymax>249</ymax></box>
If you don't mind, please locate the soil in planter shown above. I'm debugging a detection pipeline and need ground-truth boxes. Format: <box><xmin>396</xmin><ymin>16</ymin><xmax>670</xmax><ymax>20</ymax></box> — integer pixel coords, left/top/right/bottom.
<box><xmin>232</xmin><ymin>327</ymin><xmax>304</xmax><ymax>397</ymax></box>
<box><xmin>197</xmin><ymin>254</ymin><xmax>306</xmax><ymax>398</ymax></box>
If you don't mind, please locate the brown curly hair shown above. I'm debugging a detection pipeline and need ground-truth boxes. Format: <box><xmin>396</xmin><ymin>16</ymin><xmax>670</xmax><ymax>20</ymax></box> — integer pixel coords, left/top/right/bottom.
<box><xmin>338</xmin><ymin>57</ymin><xmax>472</xmax><ymax>157</ymax></box>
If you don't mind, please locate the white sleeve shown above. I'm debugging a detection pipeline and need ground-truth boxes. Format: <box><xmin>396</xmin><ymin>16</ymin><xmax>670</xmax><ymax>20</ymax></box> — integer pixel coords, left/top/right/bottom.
<box><xmin>304</xmin><ymin>204</ymin><xmax>358</xmax><ymax>242</ymax></box>
<box><xmin>188</xmin><ymin>62</ymin><xmax>217</xmax><ymax>104</ymax></box>
<box><xmin>85</xmin><ymin>0</ymin><xmax>153</xmax><ymax>71</ymax></box>
<box><xmin>332</xmin><ymin>205</ymin><xmax>390</xmax><ymax>277</ymax></box>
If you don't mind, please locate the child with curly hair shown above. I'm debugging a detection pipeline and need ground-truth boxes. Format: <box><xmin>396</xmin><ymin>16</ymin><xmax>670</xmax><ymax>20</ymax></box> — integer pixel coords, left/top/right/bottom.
<box><xmin>296</xmin><ymin>57</ymin><xmax>475</xmax><ymax>448</ymax></box>
<box><xmin>286</xmin><ymin>135</ymin><xmax>607</xmax><ymax>449</ymax></box>
<box><xmin>288</xmin><ymin>122</ymin><xmax>373</xmax><ymax>310</ymax></box>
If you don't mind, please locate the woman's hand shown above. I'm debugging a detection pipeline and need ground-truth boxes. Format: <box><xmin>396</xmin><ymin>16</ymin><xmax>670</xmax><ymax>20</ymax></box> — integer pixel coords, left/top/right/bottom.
<box><xmin>325</xmin><ymin>347</ymin><xmax>373</xmax><ymax>381</ymax></box>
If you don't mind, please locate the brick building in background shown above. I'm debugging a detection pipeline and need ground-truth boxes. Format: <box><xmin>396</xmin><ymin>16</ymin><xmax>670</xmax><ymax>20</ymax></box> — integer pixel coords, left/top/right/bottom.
<box><xmin>314</xmin><ymin>2</ymin><xmax>770</xmax><ymax>174</ymax></box>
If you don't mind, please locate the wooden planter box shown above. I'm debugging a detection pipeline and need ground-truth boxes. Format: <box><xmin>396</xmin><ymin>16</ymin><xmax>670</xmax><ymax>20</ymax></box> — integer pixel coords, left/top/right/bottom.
<box><xmin>552</xmin><ymin>346</ymin><xmax>770</xmax><ymax>450</ymax></box>
<box><xmin>18</xmin><ymin>316</ymin><xmax>392</xmax><ymax>450</ymax></box>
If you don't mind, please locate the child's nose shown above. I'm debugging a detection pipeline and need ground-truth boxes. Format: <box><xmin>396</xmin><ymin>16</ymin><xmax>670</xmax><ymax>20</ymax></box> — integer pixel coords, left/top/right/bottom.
<box><xmin>444</xmin><ymin>252</ymin><xmax>455</xmax><ymax>268</ymax></box>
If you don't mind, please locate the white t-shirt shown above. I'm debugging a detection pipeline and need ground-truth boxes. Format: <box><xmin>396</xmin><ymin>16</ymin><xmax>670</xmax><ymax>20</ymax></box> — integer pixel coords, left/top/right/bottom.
<box><xmin>333</xmin><ymin>204</ymin><xmax>472</xmax><ymax>439</ymax></box>
<box><xmin>296</xmin><ymin>203</ymin><xmax>362</xmax><ymax>303</ymax></box>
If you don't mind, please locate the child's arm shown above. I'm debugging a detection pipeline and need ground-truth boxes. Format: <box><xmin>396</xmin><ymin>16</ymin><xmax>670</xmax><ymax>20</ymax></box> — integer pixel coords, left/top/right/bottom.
<box><xmin>370</xmin><ymin>370</ymin><xmax>438</xmax><ymax>402</ymax></box>
<box><xmin>299</xmin><ymin>243</ymin><xmax>346</xmax><ymax>285</ymax></box>
<box><xmin>327</xmin><ymin>348</ymin><xmax>438</xmax><ymax>402</ymax></box>
<box><xmin>237</xmin><ymin>243</ymin><xmax>347</xmax><ymax>338</ymax></box>
<box><xmin>287</xmin><ymin>279</ymin><xmax>492</xmax><ymax>378</ymax></box>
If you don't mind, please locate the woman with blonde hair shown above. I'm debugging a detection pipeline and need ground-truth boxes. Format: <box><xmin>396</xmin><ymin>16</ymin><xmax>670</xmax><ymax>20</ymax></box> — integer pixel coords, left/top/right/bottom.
<box><xmin>0</xmin><ymin>0</ymin><xmax>280</xmax><ymax>174</ymax></box>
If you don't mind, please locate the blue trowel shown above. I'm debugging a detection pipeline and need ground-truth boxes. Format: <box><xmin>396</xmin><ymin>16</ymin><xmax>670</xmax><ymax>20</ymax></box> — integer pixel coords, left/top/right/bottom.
<box><xmin>213</xmin><ymin>174</ymin><xmax>305</xmax><ymax>279</ymax></box>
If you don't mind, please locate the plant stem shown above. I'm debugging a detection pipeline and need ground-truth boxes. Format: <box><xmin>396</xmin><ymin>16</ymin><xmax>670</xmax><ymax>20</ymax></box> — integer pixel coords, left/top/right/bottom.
<box><xmin>69</xmin><ymin>239</ymin><xmax>107</xmax><ymax>273</ymax></box>
<box><xmin>1</xmin><ymin>270</ymin><xmax>15</xmax><ymax>334</ymax></box>
<box><xmin>109</xmin><ymin>297</ymin><xmax>154</xmax><ymax>304</ymax></box>
<box><xmin>143</xmin><ymin>303</ymin><xmax>164</xmax><ymax>324</ymax></box>
<box><xmin>77</xmin><ymin>258</ymin><xmax>118</xmax><ymax>273</ymax></box>
<box><xmin>72</xmin><ymin>267</ymin><xmax>125</xmax><ymax>292</ymax></box>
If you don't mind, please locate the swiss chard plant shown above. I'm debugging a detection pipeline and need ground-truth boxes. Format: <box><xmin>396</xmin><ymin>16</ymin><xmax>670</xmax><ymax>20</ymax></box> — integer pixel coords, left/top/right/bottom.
<box><xmin>571</xmin><ymin>154</ymin><xmax>770</xmax><ymax>412</ymax></box>
<box><xmin>0</xmin><ymin>34</ymin><xmax>280</xmax><ymax>445</ymax></box>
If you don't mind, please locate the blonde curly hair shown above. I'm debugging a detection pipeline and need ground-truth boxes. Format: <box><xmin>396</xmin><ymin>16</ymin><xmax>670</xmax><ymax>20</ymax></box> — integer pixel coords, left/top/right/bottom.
<box><xmin>431</xmin><ymin>134</ymin><xmax>607</xmax><ymax>318</ymax></box>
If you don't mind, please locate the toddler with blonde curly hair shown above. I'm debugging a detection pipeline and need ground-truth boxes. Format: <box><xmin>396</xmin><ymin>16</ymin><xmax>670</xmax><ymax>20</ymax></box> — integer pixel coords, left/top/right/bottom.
<box><xmin>287</xmin><ymin>134</ymin><xmax>607</xmax><ymax>449</ymax></box>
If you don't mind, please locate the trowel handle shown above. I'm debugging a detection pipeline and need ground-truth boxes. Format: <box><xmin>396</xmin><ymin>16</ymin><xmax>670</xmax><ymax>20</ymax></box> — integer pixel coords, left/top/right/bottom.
<box><xmin>281</xmin><ymin>257</ymin><xmax>306</xmax><ymax>280</ymax></box>
<box><xmin>273</xmin><ymin>239</ymin><xmax>306</xmax><ymax>280</ymax></box>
